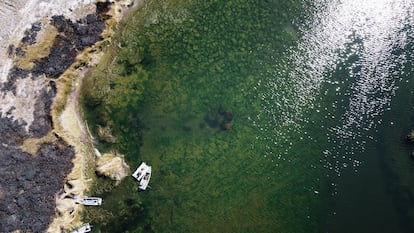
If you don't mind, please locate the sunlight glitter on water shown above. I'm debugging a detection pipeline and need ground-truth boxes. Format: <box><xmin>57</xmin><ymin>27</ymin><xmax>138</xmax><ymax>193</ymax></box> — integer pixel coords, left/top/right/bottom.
<box><xmin>330</xmin><ymin>0</ymin><xmax>413</xmax><ymax>132</ymax></box>
<box><xmin>296</xmin><ymin>0</ymin><xmax>412</xmax><ymax>122</ymax></box>
<box><xmin>261</xmin><ymin>0</ymin><xmax>414</xmax><ymax>173</ymax></box>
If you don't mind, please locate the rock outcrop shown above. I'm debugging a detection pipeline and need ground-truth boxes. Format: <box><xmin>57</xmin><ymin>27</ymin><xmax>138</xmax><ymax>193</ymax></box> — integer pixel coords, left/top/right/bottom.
<box><xmin>96</xmin><ymin>152</ymin><xmax>130</xmax><ymax>182</ymax></box>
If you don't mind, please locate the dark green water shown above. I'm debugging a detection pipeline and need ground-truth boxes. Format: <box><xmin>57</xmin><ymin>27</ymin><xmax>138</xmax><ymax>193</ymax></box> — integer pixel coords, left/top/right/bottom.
<box><xmin>82</xmin><ymin>0</ymin><xmax>414</xmax><ymax>232</ymax></box>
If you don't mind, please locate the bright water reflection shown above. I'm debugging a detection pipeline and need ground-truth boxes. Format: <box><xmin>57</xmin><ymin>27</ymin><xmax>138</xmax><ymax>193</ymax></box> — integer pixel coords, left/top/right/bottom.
<box><xmin>258</xmin><ymin>1</ymin><xmax>414</xmax><ymax>230</ymax></box>
<box><xmin>263</xmin><ymin>0</ymin><xmax>414</xmax><ymax>172</ymax></box>
<box><xmin>261</xmin><ymin>0</ymin><xmax>414</xmax><ymax>232</ymax></box>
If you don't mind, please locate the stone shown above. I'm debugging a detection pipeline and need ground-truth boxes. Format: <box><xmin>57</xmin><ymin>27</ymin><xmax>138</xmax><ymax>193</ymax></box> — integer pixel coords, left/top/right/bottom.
<box><xmin>96</xmin><ymin>152</ymin><xmax>130</xmax><ymax>182</ymax></box>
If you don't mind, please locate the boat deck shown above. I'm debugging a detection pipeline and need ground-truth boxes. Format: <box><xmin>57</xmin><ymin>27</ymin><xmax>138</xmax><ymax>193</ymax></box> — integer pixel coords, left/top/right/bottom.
<box><xmin>74</xmin><ymin>197</ymin><xmax>102</xmax><ymax>206</ymax></box>
<box><xmin>132</xmin><ymin>162</ymin><xmax>152</xmax><ymax>191</ymax></box>
<box><xmin>70</xmin><ymin>223</ymin><xmax>91</xmax><ymax>233</ymax></box>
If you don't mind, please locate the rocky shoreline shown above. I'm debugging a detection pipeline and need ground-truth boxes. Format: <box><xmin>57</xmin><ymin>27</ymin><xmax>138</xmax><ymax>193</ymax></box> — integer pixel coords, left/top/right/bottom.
<box><xmin>0</xmin><ymin>0</ymin><xmax>138</xmax><ymax>232</ymax></box>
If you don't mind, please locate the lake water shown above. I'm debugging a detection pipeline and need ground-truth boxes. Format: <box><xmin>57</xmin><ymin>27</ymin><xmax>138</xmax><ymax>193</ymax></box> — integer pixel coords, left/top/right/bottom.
<box><xmin>83</xmin><ymin>0</ymin><xmax>414</xmax><ymax>232</ymax></box>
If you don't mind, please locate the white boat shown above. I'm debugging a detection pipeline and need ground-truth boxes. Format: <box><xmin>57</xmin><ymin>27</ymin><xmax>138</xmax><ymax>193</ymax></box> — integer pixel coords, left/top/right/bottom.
<box><xmin>70</xmin><ymin>223</ymin><xmax>92</xmax><ymax>233</ymax></box>
<box><xmin>132</xmin><ymin>162</ymin><xmax>152</xmax><ymax>190</ymax></box>
<box><xmin>139</xmin><ymin>166</ymin><xmax>151</xmax><ymax>190</ymax></box>
<box><xmin>132</xmin><ymin>162</ymin><xmax>149</xmax><ymax>181</ymax></box>
<box><xmin>74</xmin><ymin>197</ymin><xmax>102</xmax><ymax>206</ymax></box>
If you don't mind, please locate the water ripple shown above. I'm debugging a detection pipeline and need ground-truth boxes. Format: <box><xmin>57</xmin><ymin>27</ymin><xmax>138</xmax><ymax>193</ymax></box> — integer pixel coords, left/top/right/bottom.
<box><xmin>259</xmin><ymin>0</ymin><xmax>414</xmax><ymax>173</ymax></box>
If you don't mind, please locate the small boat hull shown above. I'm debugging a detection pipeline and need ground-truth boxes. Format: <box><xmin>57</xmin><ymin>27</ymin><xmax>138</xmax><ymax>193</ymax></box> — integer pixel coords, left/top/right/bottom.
<box><xmin>75</xmin><ymin>197</ymin><xmax>102</xmax><ymax>206</ymax></box>
<box><xmin>132</xmin><ymin>162</ymin><xmax>152</xmax><ymax>191</ymax></box>
<box><xmin>70</xmin><ymin>223</ymin><xmax>92</xmax><ymax>233</ymax></box>
<box><xmin>132</xmin><ymin>162</ymin><xmax>148</xmax><ymax>181</ymax></box>
<box><xmin>139</xmin><ymin>166</ymin><xmax>152</xmax><ymax>190</ymax></box>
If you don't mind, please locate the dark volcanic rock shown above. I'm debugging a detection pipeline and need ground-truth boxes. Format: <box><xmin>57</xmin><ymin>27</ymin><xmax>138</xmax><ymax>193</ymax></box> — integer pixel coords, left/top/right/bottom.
<box><xmin>3</xmin><ymin>3</ymin><xmax>112</xmax><ymax>93</ymax></box>
<box><xmin>96</xmin><ymin>1</ymin><xmax>113</xmax><ymax>20</ymax></box>
<box><xmin>21</xmin><ymin>22</ymin><xmax>42</xmax><ymax>45</ymax></box>
<box><xmin>29</xmin><ymin>81</ymin><xmax>56</xmax><ymax>137</ymax></box>
<box><xmin>7</xmin><ymin>45</ymin><xmax>14</xmax><ymax>57</ymax></box>
<box><xmin>0</xmin><ymin>2</ymin><xmax>114</xmax><ymax>232</ymax></box>
<box><xmin>1</xmin><ymin>66</ymin><xmax>30</xmax><ymax>94</ymax></box>
<box><xmin>0</xmin><ymin>115</ymin><xmax>28</xmax><ymax>146</ymax></box>
<box><xmin>15</xmin><ymin>47</ymin><xmax>26</xmax><ymax>57</ymax></box>
<box><xmin>32</xmin><ymin>12</ymin><xmax>108</xmax><ymax>79</ymax></box>
<box><xmin>0</xmin><ymin>136</ymin><xmax>75</xmax><ymax>232</ymax></box>
<box><xmin>50</xmin><ymin>15</ymin><xmax>75</xmax><ymax>33</ymax></box>
<box><xmin>32</xmin><ymin>33</ymin><xmax>79</xmax><ymax>78</ymax></box>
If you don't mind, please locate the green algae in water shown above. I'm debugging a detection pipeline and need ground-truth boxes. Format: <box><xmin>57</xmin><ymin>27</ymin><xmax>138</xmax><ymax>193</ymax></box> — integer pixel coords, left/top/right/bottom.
<box><xmin>82</xmin><ymin>0</ymin><xmax>330</xmax><ymax>232</ymax></box>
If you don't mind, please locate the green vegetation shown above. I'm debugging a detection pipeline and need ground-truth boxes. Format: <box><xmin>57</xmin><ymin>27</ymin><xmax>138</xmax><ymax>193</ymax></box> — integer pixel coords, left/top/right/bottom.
<box><xmin>81</xmin><ymin>44</ymin><xmax>149</xmax><ymax>158</ymax></box>
<box><xmin>81</xmin><ymin>0</ymin><xmax>327</xmax><ymax>232</ymax></box>
<box><xmin>83</xmin><ymin>179</ymin><xmax>151</xmax><ymax>233</ymax></box>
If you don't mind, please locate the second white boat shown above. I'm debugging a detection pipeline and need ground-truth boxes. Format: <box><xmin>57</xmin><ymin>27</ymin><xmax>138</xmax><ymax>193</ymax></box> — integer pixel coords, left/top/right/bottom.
<box><xmin>132</xmin><ymin>162</ymin><xmax>152</xmax><ymax>191</ymax></box>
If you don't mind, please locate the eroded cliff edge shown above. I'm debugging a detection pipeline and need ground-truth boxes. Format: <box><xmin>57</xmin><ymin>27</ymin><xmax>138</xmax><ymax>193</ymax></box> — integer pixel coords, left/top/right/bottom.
<box><xmin>0</xmin><ymin>0</ymin><xmax>138</xmax><ymax>232</ymax></box>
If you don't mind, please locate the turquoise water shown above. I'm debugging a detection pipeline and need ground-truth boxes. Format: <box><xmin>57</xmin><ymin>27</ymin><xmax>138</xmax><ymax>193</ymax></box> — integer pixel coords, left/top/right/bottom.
<box><xmin>82</xmin><ymin>0</ymin><xmax>414</xmax><ymax>232</ymax></box>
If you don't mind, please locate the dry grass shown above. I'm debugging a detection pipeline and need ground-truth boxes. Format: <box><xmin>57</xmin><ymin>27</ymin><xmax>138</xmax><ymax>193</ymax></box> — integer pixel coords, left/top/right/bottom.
<box><xmin>14</xmin><ymin>24</ymin><xmax>58</xmax><ymax>70</ymax></box>
<box><xmin>22</xmin><ymin>131</ymin><xmax>58</xmax><ymax>156</ymax></box>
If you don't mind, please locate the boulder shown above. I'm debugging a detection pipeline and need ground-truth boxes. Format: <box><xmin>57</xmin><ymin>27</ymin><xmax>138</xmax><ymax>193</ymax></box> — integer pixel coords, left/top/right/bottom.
<box><xmin>96</xmin><ymin>152</ymin><xmax>130</xmax><ymax>183</ymax></box>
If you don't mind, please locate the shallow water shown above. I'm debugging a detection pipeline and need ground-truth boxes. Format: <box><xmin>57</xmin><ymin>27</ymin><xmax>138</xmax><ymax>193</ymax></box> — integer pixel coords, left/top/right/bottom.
<box><xmin>83</xmin><ymin>0</ymin><xmax>414</xmax><ymax>232</ymax></box>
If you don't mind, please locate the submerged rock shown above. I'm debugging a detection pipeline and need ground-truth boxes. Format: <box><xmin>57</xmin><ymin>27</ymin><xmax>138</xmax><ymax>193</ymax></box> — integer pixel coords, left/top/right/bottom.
<box><xmin>407</xmin><ymin>130</ymin><xmax>414</xmax><ymax>143</ymax></box>
<box><xmin>221</xmin><ymin>122</ymin><xmax>232</xmax><ymax>130</ymax></box>
<box><xmin>97</xmin><ymin>125</ymin><xmax>117</xmax><ymax>143</ymax></box>
<box><xmin>204</xmin><ymin>107</ymin><xmax>234</xmax><ymax>131</ymax></box>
